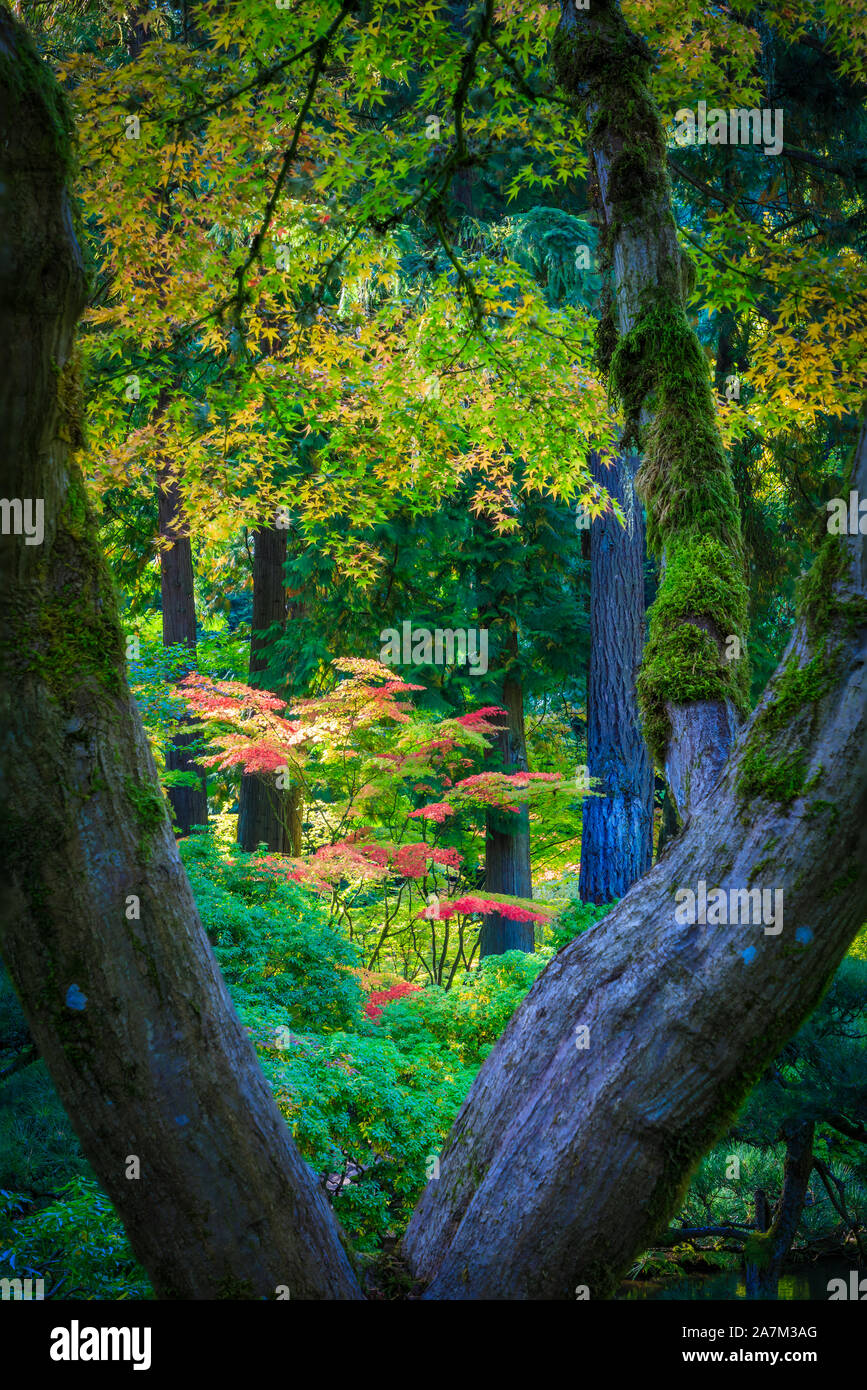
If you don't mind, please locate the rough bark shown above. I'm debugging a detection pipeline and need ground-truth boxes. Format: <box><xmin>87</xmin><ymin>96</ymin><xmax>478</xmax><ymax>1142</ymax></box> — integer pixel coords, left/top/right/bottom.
<box><xmin>402</xmin><ymin>423</ymin><xmax>867</xmax><ymax>1297</ymax></box>
<box><xmin>237</xmin><ymin>525</ymin><xmax>300</xmax><ymax>854</ymax></box>
<box><xmin>158</xmin><ymin>464</ymin><xmax>208</xmax><ymax>836</ymax></box>
<box><xmin>481</xmin><ymin>670</ymin><xmax>534</xmax><ymax>957</ymax></box>
<box><xmin>0</xmin><ymin>14</ymin><xmax>361</xmax><ymax>1300</ymax></box>
<box><xmin>579</xmin><ymin>449</ymin><xmax>653</xmax><ymax>901</ymax></box>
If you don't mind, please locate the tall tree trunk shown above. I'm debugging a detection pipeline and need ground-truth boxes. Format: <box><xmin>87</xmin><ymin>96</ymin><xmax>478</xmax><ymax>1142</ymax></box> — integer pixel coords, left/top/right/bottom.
<box><xmin>237</xmin><ymin>526</ymin><xmax>300</xmax><ymax>853</ymax></box>
<box><xmin>158</xmin><ymin>463</ymin><xmax>208</xmax><ymax>836</ymax></box>
<box><xmin>481</xmin><ymin>666</ymin><xmax>534</xmax><ymax>956</ymax></box>
<box><xmin>579</xmin><ymin>449</ymin><xmax>653</xmax><ymax>901</ymax></box>
<box><xmin>553</xmin><ymin>0</ymin><xmax>749</xmax><ymax>821</ymax></box>
<box><xmin>744</xmin><ymin>1121</ymin><xmax>815</xmax><ymax>1299</ymax></box>
<box><xmin>0</xmin><ymin>14</ymin><xmax>360</xmax><ymax>1300</ymax></box>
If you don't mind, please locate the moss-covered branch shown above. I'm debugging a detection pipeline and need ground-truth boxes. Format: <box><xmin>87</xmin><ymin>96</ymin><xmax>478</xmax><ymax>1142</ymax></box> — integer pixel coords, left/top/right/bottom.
<box><xmin>553</xmin><ymin>0</ymin><xmax>749</xmax><ymax>778</ymax></box>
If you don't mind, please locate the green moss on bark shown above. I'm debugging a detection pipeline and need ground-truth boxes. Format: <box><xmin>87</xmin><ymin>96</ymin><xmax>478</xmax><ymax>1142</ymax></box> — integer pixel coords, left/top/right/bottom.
<box><xmin>123</xmin><ymin>777</ymin><xmax>168</xmax><ymax>861</ymax></box>
<box><xmin>0</xmin><ymin>20</ymin><xmax>74</xmax><ymax>174</ymax></box>
<box><xmin>31</xmin><ymin>472</ymin><xmax>125</xmax><ymax>706</ymax></box>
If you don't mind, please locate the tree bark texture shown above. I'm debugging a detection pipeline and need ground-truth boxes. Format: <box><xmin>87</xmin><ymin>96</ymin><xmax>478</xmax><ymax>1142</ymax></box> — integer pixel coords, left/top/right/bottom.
<box><xmin>553</xmin><ymin>0</ymin><xmax>747</xmax><ymax>822</ymax></box>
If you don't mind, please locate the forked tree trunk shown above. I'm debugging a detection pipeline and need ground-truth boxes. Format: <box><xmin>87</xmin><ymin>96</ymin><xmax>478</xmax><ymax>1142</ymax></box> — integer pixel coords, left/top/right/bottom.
<box><xmin>237</xmin><ymin>525</ymin><xmax>300</xmax><ymax>854</ymax></box>
<box><xmin>579</xmin><ymin>449</ymin><xmax>653</xmax><ymax>901</ymax></box>
<box><xmin>158</xmin><ymin>464</ymin><xmax>208</xmax><ymax>836</ymax></box>
<box><xmin>3</xmin><ymin>6</ymin><xmax>866</xmax><ymax>1307</ymax></box>
<box><xmin>0</xmin><ymin>13</ymin><xmax>360</xmax><ymax>1300</ymax></box>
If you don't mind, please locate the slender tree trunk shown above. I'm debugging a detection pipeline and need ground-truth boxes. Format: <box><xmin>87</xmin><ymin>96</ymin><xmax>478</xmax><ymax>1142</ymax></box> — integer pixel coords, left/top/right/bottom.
<box><xmin>745</xmin><ymin>1121</ymin><xmax>815</xmax><ymax>1299</ymax></box>
<box><xmin>481</xmin><ymin>668</ymin><xmax>534</xmax><ymax>955</ymax></box>
<box><xmin>579</xmin><ymin>449</ymin><xmax>653</xmax><ymax>901</ymax></box>
<box><xmin>237</xmin><ymin>526</ymin><xmax>300</xmax><ymax>853</ymax></box>
<box><xmin>158</xmin><ymin>464</ymin><xmax>208</xmax><ymax>836</ymax></box>
<box><xmin>0</xmin><ymin>15</ymin><xmax>361</xmax><ymax>1299</ymax></box>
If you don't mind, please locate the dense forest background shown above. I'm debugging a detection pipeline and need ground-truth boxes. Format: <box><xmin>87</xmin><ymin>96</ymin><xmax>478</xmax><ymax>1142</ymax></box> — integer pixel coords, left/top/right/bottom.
<box><xmin>1</xmin><ymin>0</ymin><xmax>866</xmax><ymax>1301</ymax></box>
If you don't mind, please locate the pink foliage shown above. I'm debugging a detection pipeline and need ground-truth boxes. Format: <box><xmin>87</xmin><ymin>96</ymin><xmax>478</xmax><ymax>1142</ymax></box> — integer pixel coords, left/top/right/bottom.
<box><xmin>408</xmin><ymin>802</ymin><xmax>455</xmax><ymax>822</ymax></box>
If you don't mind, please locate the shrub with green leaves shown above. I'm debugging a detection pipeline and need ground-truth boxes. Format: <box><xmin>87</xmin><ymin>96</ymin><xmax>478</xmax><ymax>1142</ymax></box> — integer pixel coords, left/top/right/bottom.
<box><xmin>251</xmin><ymin>1024</ymin><xmax>475</xmax><ymax>1252</ymax></box>
<box><xmin>378</xmin><ymin>949</ymin><xmax>549</xmax><ymax>1069</ymax></box>
<box><xmin>180</xmin><ymin>832</ymin><xmax>365</xmax><ymax>1031</ymax></box>
<box><xmin>0</xmin><ymin>1181</ymin><xmax>151</xmax><ymax>1300</ymax></box>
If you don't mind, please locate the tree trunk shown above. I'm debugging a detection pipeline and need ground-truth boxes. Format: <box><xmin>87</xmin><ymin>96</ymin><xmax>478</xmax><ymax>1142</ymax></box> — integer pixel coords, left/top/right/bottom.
<box><xmin>481</xmin><ymin>670</ymin><xmax>534</xmax><ymax>957</ymax></box>
<box><xmin>237</xmin><ymin>526</ymin><xmax>300</xmax><ymax>854</ymax></box>
<box><xmin>158</xmin><ymin>465</ymin><xmax>208</xmax><ymax>836</ymax></box>
<box><xmin>744</xmin><ymin>1121</ymin><xmax>814</xmax><ymax>1299</ymax></box>
<box><xmin>0</xmin><ymin>14</ymin><xmax>361</xmax><ymax>1300</ymax></box>
<box><xmin>402</xmin><ymin>423</ymin><xmax>867</xmax><ymax>1297</ymax></box>
<box><xmin>579</xmin><ymin>450</ymin><xmax>653</xmax><ymax>901</ymax></box>
<box><xmin>553</xmin><ymin>0</ymin><xmax>749</xmax><ymax>821</ymax></box>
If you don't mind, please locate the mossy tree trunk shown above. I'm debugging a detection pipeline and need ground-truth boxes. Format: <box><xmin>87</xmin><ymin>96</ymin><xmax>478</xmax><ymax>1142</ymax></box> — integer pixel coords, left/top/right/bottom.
<box><xmin>553</xmin><ymin>0</ymin><xmax>749</xmax><ymax>821</ymax></box>
<box><xmin>579</xmin><ymin>448</ymin><xmax>654</xmax><ymax>901</ymax></box>
<box><xmin>237</xmin><ymin>525</ymin><xmax>301</xmax><ymax>854</ymax></box>
<box><xmin>0</xmin><ymin>13</ymin><xmax>361</xmax><ymax>1300</ymax></box>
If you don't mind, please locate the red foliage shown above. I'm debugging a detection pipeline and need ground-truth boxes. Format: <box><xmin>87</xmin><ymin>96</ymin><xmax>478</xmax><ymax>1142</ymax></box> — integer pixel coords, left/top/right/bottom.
<box><xmin>365</xmin><ymin>979</ymin><xmax>422</xmax><ymax>1020</ymax></box>
<box><xmin>420</xmin><ymin>894</ymin><xmax>553</xmax><ymax>924</ymax></box>
<box><xmin>454</xmin><ymin>706</ymin><xmax>508</xmax><ymax>729</ymax></box>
